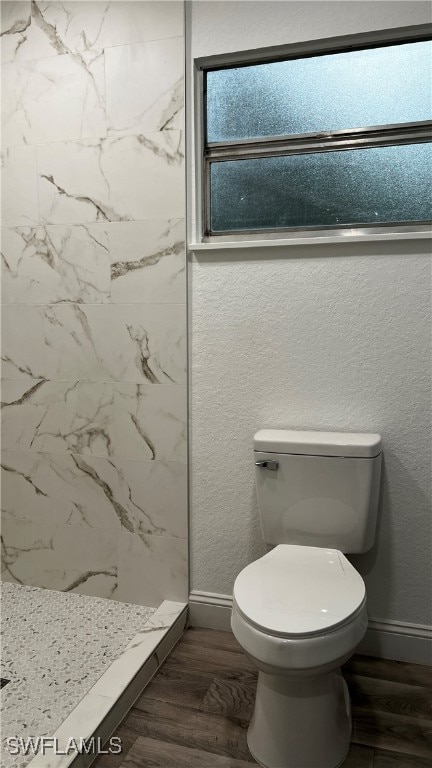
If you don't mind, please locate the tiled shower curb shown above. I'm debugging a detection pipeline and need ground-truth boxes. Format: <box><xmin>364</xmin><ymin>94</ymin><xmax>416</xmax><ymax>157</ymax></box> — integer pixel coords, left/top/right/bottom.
<box><xmin>28</xmin><ymin>601</ymin><xmax>188</xmax><ymax>768</ymax></box>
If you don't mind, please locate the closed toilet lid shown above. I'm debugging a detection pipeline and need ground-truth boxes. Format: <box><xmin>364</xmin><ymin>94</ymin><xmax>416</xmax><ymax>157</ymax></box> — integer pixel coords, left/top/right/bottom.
<box><xmin>233</xmin><ymin>545</ymin><xmax>366</xmax><ymax>637</ymax></box>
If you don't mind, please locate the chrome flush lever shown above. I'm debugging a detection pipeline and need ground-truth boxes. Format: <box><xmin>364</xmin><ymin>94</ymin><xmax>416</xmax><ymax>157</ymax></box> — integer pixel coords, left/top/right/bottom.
<box><xmin>255</xmin><ymin>460</ymin><xmax>279</xmax><ymax>471</ymax></box>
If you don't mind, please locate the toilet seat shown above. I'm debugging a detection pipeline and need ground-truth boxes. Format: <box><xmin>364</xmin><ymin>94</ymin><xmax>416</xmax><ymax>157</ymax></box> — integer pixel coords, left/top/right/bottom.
<box><xmin>233</xmin><ymin>544</ymin><xmax>366</xmax><ymax>638</ymax></box>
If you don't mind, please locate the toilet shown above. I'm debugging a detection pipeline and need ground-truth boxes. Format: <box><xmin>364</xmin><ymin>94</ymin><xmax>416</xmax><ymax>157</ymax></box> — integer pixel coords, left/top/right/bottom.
<box><xmin>231</xmin><ymin>429</ymin><xmax>382</xmax><ymax>768</ymax></box>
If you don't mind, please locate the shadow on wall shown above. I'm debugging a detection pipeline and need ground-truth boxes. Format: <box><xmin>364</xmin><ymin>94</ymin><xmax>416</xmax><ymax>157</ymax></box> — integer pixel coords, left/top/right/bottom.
<box><xmin>349</xmin><ymin>450</ymin><xmax>432</xmax><ymax>623</ymax></box>
<box><xmin>348</xmin><ymin>454</ymin><xmax>387</xmax><ymax>604</ymax></box>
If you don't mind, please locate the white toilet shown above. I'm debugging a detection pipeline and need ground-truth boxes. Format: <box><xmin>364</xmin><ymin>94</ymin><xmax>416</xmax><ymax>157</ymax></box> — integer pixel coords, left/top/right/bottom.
<box><xmin>231</xmin><ymin>429</ymin><xmax>382</xmax><ymax>768</ymax></box>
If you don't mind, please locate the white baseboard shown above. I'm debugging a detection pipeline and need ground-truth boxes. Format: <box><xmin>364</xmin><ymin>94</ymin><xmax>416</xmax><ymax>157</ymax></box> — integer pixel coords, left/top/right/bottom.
<box><xmin>189</xmin><ymin>590</ymin><xmax>432</xmax><ymax>666</ymax></box>
<box><xmin>188</xmin><ymin>591</ymin><xmax>233</xmax><ymax>632</ymax></box>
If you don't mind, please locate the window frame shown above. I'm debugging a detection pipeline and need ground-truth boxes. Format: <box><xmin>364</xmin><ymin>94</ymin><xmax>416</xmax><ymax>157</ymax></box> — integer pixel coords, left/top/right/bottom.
<box><xmin>194</xmin><ymin>24</ymin><xmax>432</xmax><ymax>244</ymax></box>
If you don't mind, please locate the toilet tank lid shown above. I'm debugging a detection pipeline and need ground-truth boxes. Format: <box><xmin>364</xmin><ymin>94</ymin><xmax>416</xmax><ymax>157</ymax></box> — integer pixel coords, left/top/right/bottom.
<box><xmin>254</xmin><ymin>430</ymin><xmax>382</xmax><ymax>458</ymax></box>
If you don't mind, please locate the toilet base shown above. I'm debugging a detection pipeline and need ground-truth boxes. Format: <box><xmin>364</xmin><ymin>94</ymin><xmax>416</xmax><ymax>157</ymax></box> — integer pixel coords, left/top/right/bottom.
<box><xmin>247</xmin><ymin>667</ymin><xmax>351</xmax><ymax>768</ymax></box>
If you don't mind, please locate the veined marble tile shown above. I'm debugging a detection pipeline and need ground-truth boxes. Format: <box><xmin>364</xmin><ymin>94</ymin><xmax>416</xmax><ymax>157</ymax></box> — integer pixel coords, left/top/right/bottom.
<box><xmin>1</xmin><ymin>516</ymin><xmax>118</xmax><ymax>596</ymax></box>
<box><xmin>24</xmin><ymin>692</ymin><xmax>125</xmax><ymax>768</ymax></box>
<box><xmin>0</xmin><ymin>450</ymin><xmax>120</xmax><ymax>529</ymax></box>
<box><xmin>109</xmin><ymin>219</ymin><xmax>185</xmax><ymax>304</ymax></box>
<box><xmin>1</xmin><ymin>145</ymin><xmax>39</xmax><ymax>226</ymax></box>
<box><xmin>1</xmin><ymin>224</ymin><xmax>110</xmax><ymax>304</ymax></box>
<box><xmin>37</xmin><ymin>132</ymin><xmax>184</xmax><ymax>224</ymax></box>
<box><xmin>106</xmin><ymin>37</ymin><xmax>183</xmax><ymax>135</ymax></box>
<box><xmin>2</xmin><ymin>52</ymin><xmax>106</xmax><ymax>147</ymax></box>
<box><xmin>1</xmin><ymin>303</ymin><xmax>186</xmax><ymax>383</ymax></box>
<box><xmin>0</xmin><ymin>1</ymin><xmax>32</xmax><ymax>63</ymax></box>
<box><xmin>1</xmin><ymin>379</ymin><xmax>187</xmax><ymax>461</ymax></box>
<box><xmin>1</xmin><ymin>451</ymin><xmax>187</xmax><ymax>537</ymax></box>
<box><xmin>115</xmin><ymin>530</ymin><xmax>188</xmax><ymax>607</ymax></box>
<box><xmin>98</xmin><ymin>1</ymin><xmax>184</xmax><ymax>48</ymax></box>
<box><xmin>30</xmin><ymin>1</ymin><xmax>183</xmax><ymax>60</ymax></box>
<box><xmin>30</xmin><ymin>0</ymin><xmax>109</xmax><ymax>61</ymax></box>
<box><xmin>98</xmin><ymin>457</ymin><xmax>188</xmax><ymax>537</ymax></box>
<box><xmin>89</xmin><ymin>600</ymin><xmax>186</xmax><ymax>699</ymax></box>
<box><xmin>105</xmin><ymin>132</ymin><xmax>184</xmax><ymax>221</ymax></box>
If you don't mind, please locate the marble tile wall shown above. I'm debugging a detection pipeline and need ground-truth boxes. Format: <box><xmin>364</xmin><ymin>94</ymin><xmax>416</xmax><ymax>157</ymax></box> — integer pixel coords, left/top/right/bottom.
<box><xmin>0</xmin><ymin>0</ymin><xmax>188</xmax><ymax>607</ymax></box>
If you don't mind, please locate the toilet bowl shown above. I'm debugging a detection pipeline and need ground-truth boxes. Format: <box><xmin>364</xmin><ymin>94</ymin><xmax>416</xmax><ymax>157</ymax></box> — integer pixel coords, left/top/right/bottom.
<box><xmin>231</xmin><ymin>544</ymin><xmax>368</xmax><ymax>768</ymax></box>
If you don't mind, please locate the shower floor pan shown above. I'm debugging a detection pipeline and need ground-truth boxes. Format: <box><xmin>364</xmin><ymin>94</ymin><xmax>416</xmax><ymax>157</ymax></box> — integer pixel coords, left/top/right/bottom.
<box><xmin>1</xmin><ymin>582</ymin><xmax>187</xmax><ymax>768</ymax></box>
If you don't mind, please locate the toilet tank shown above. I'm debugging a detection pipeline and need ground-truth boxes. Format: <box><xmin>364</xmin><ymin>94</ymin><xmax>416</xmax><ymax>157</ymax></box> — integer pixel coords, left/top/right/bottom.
<box><xmin>254</xmin><ymin>430</ymin><xmax>382</xmax><ymax>553</ymax></box>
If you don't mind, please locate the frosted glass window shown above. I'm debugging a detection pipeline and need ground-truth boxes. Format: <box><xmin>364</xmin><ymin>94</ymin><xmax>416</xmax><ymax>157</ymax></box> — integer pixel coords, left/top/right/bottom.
<box><xmin>210</xmin><ymin>143</ymin><xmax>432</xmax><ymax>232</ymax></box>
<box><xmin>206</xmin><ymin>41</ymin><xmax>432</xmax><ymax>142</ymax></box>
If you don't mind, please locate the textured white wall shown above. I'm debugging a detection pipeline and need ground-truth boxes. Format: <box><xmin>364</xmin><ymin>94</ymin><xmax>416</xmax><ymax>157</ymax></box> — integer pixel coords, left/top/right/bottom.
<box><xmin>188</xmin><ymin>1</ymin><xmax>432</xmax><ymax>625</ymax></box>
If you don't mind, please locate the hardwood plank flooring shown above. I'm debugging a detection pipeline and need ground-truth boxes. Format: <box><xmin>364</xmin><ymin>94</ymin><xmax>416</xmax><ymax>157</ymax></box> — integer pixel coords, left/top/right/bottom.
<box><xmin>93</xmin><ymin>627</ymin><xmax>432</xmax><ymax>768</ymax></box>
<box><xmin>120</xmin><ymin>737</ymin><xmax>257</xmax><ymax>767</ymax></box>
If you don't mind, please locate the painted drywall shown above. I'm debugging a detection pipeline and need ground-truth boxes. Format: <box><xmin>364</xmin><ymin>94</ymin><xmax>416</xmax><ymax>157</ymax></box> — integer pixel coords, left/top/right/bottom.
<box><xmin>1</xmin><ymin>1</ymin><xmax>188</xmax><ymax>607</ymax></box>
<box><xmin>188</xmin><ymin>1</ymin><xmax>432</xmax><ymax>625</ymax></box>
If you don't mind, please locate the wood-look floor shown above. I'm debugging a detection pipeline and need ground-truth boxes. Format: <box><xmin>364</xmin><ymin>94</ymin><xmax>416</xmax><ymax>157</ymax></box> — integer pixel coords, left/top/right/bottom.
<box><xmin>93</xmin><ymin>627</ymin><xmax>432</xmax><ymax>768</ymax></box>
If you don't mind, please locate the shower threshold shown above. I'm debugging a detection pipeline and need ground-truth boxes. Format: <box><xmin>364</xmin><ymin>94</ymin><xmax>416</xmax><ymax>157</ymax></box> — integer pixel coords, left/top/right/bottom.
<box><xmin>1</xmin><ymin>583</ymin><xmax>187</xmax><ymax>768</ymax></box>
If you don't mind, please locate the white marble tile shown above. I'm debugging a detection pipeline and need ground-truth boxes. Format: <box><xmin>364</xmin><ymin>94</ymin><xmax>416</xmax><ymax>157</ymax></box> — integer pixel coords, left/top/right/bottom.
<box><xmin>89</xmin><ymin>600</ymin><xmax>186</xmax><ymax>699</ymax></box>
<box><xmin>1</xmin><ymin>145</ymin><xmax>39</xmax><ymax>226</ymax></box>
<box><xmin>66</xmin><ymin>456</ymin><xmax>188</xmax><ymax>537</ymax></box>
<box><xmin>1</xmin><ymin>309</ymin><xmax>46</xmax><ymax>380</ymax></box>
<box><xmin>106</xmin><ymin>132</ymin><xmax>185</xmax><ymax>221</ymax></box>
<box><xmin>1</xmin><ymin>516</ymin><xmax>118</xmax><ymax>595</ymax></box>
<box><xmin>1</xmin><ymin>224</ymin><xmax>110</xmax><ymax>304</ymax></box>
<box><xmin>1</xmin><ymin>303</ymin><xmax>186</xmax><ymax>383</ymax></box>
<box><xmin>98</xmin><ymin>1</ymin><xmax>184</xmax><ymax>48</ymax></box>
<box><xmin>37</xmin><ymin>132</ymin><xmax>185</xmax><ymax>224</ymax></box>
<box><xmin>0</xmin><ymin>1</ymin><xmax>32</xmax><ymax>63</ymax></box>
<box><xmin>37</xmin><ymin>139</ymin><xmax>126</xmax><ymax>224</ymax></box>
<box><xmin>109</xmin><ymin>219</ymin><xmax>185</xmax><ymax>304</ymax></box>
<box><xmin>0</xmin><ymin>450</ymin><xmax>121</xmax><ymax>530</ymax></box>
<box><xmin>30</xmin><ymin>0</ymin><xmax>107</xmax><ymax>61</ymax></box>
<box><xmin>98</xmin><ymin>457</ymin><xmax>188</xmax><ymax>537</ymax></box>
<box><xmin>1</xmin><ymin>451</ymin><xmax>187</xmax><ymax>537</ymax></box>
<box><xmin>2</xmin><ymin>52</ymin><xmax>106</xmax><ymax>147</ymax></box>
<box><xmin>115</xmin><ymin>531</ymin><xmax>188</xmax><ymax>606</ymax></box>
<box><xmin>1</xmin><ymin>379</ymin><xmax>187</xmax><ymax>461</ymax></box>
<box><xmin>20</xmin><ymin>693</ymin><xmax>120</xmax><ymax>768</ymax></box>
<box><xmin>30</xmin><ymin>1</ymin><xmax>184</xmax><ymax>60</ymax></box>
<box><xmin>74</xmin><ymin>303</ymin><xmax>186</xmax><ymax>384</ymax></box>
<box><xmin>106</xmin><ymin>37</ymin><xmax>183</xmax><ymax>135</ymax></box>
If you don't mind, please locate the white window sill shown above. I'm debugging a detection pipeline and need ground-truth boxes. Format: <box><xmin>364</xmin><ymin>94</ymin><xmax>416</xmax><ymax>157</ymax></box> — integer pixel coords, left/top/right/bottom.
<box><xmin>189</xmin><ymin>229</ymin><xmax>431</xmax><ymax>252</ymax></box>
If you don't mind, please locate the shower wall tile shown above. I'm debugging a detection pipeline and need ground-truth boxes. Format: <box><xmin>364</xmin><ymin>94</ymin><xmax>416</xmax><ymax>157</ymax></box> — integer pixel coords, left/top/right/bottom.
<box><xmin>2</xmin><ymin>52</ymin><xmax>106</xmax><ymax>147</ymax></box>
<box><xmin>1</xmin><ymin>145</ymin><xmax>39</xmax><ymax>226</ymax></box>
<box><xmin>30</xmin><ymin>1</ymin><xmax>184</xmax><ymax>60</ymax></box>
<box><xmin>1</xmin><ymin>515</ymin><xmax>118</xmax><ymax>598</ymax></box>
<box><xmin>106</xmin><ymin>37</ymin><xmax>184</xmax><ymax>135</ymax></box>
<box><xmin>115</xmin><ymin>531</ymin><xmax>188</xmax><ymax>607</ymax></box>
<box><xmin>37</xmin><ymin>132</ymin><xmax>185</xmax><ymax>224</ymax></box>
<box><xmin>1</xmin><ymin>220</ymin><xmax>185</xmax><ymax>306</ymax></box>
<box><xmin>1</xmin><ymin>224</ymin><xmax>110</xmax><ymax>304</ymax></box>
<box><xmin>29</xmin><ymin>0</ymin><xmax>108</xmax><ymax>60</ymax></box>
<box><xmin>1</xmin><ymin>450</ymin><xmax>119</xmax><ymax>530</ymax></box>
<box><xmin>1</xmin><ymin>379</ymin><xmax>187</xmax><ymax>462</ymax></box>
<box><xmin>109</xmin><ymin>219</ymin><xmax>186</xmax><ymax>304</ymax></box>
<box><xmin>1</xmin><ymin>515</ymin><xmax>187</xmax><ymax>605</ymax></box>
<box><xmin>1</xmin><ymin>451</ymin><xmax>187</xmax><ymax>537</ymax></box>
<box><xmin>0</xmin><ymin>1</ymin><xmax>32</xmax><ymax>63</ymax></box>
<box><xmin>1</xmin><ymin>0</ymin><xmax>187</xmax><ymax>607</ymax></box>
<box><xmin>2</xmin><ymin>303</ymin><xmax>186</xmax><ymax>384</ymax></box>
